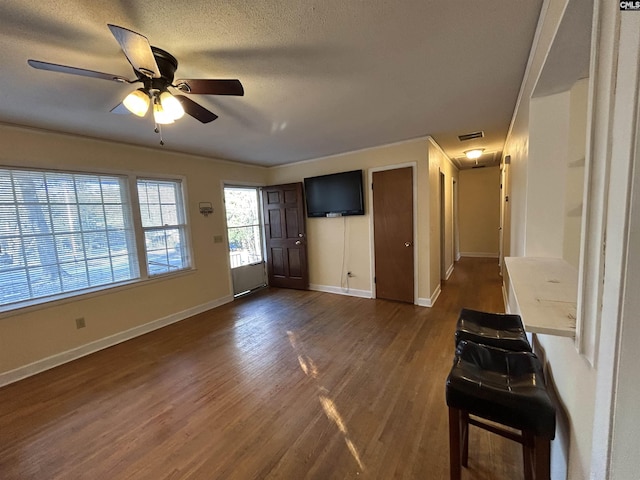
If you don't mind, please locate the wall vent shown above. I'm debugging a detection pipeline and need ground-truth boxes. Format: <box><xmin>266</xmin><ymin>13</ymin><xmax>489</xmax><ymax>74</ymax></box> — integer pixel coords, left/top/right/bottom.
<box><xmin>458</xmin><ymin>131</ymin><xmax>484</xmax><ymax>142</ymax></box>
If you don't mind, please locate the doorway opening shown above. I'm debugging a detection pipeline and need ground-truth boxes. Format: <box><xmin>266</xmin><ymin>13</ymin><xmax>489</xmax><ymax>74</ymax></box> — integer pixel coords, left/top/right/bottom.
<box><xmin>223</xmin><ymin>186</ymin><xmax>267</xmax><ymax>296</ymax></box>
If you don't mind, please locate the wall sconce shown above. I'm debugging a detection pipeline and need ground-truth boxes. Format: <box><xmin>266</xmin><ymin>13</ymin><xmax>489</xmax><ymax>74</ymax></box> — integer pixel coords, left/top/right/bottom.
<box><xmin>199</xmin><ymin>202</ymin><xmax>213</xmax><ymax>217</ymax></box>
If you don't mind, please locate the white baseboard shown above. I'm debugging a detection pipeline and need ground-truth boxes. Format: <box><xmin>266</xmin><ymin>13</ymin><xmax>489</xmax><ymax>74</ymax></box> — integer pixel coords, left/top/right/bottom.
<box><xmin>0</xmin><ymin>295</ymin><xmax>234</xmax><ymax>387</ymax></box>
<box><xmin>459</xmin><ymin>252</ymin><xmax>499</xmax><ymax>258</ymax></box>
<box><xmin>502</xmin><ymin>282</ymin><xmax>510</xmax><ymax>313</ymax></box>
<box><xmin>417</xmin><ymin>283</ymin><xmax>442</xmax><ymax>307</ymax></box>
<box><xmin>456</xmin><ymin>252</ymin><xmax>461</xmax><ymax>261</ymax></box>
<box><xmin>309</xmin><ymin>284</ymin><xmax>372</xmax><ymax>299</ymax></box>
<box><xmin>445</xmin><ymin>263</ymin><xmax>455</xmax><ymax>280</ymax></box>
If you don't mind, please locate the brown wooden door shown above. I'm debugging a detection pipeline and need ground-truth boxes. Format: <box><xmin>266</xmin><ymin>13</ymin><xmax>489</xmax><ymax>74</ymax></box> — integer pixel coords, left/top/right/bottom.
<box><xmin>262</xmin><ymin>183</ymin><xmax>309</xmax><ymax>290</ymax></box>
<box><xmin>373</xmin><ymin>167</ymin><xmax>414</xmax><ymax>303</ymax></box>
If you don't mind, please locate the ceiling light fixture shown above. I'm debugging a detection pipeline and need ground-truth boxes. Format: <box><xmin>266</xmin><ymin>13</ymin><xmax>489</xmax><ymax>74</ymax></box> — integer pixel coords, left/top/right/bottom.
<box><xmin>152</xmin><ymin>95</ymin><xmax>175</xmax><ymax>125</ymax></box>
<box><xmin>159</xmin><ymin>91</ymin><xmax>185</xmax><ymax>120</ymax></box>
<box><xmin>465</xmin><ymin>149</ymin><xmax>484</xmax><ymax>160</ymax></box>
<box><xmin>123</xmin><ymin>88</ymin><xmax>150</xmax><ymax>117</ymax></box>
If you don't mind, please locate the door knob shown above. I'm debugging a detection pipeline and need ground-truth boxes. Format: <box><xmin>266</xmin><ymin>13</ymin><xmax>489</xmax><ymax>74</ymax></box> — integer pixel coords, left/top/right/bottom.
<box><xmin>295</xmin><ymin>240</ymin><xmax>302</xmax><ymax>245</ymax></box>
<box><xmin>404</xmin><ymin>242</ymin><xmax>412</xmax><ymax>247</ymax></box>
<box><xmin>298</xmin><ymin>233</ymin><xmax>304</xmax><ymax>237</ymax></box>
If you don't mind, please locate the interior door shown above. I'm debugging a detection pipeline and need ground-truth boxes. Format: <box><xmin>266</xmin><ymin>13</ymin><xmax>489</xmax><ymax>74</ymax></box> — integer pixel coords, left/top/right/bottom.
<box><xmin>373</xmin><ymin>167</ymin><xmax>414</xmax><ymax>303</ymax></box>
<box><xmin>262</xmin><ymin>183</ymin><xmax>309</xmax><ymax>290</ymax></box>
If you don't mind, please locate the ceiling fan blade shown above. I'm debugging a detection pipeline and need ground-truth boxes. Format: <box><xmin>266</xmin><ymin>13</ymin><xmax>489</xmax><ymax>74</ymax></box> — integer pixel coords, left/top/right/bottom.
<box><xmin>28</xmin><ymin>60</ymin><xmax>131</xmax><ymax>83</ymax></box>
<box><xmin>110</xmin><ymin>102</ymin><xmax>131</xmax><ymax>114</ymax></box>
<box><xmin>174</xmin><ymin>95</ymin><xmax>218</xmax><ymax>123</ymax></box>
<box><xmin>107</xmin><ymin>24</ymin><xmax>160</xmax><ymax>78</ymax></box>
<box><xmin>175</xmin><ymin>79</ymin><xmax>244</xmax><ymax>96</ymax></box>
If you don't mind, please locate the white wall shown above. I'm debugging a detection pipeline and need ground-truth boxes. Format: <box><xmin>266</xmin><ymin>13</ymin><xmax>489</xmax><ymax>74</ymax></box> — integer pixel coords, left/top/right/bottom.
<box><xmin>501</xmin><ymin>0</ymin><xmax>593</xmax><ymax>478</ymax></box>
<box><xmin>563</xmin><ymin>78</ymin><xmax>588</xmax><ymax>267</ymax></box>
<box><xmin>526</xmin><ymin>91</ymin><xmax>570</xmax><ymax>257</ymax></box>
<box><xmin>503</xmin><ymin>0</ymin><xmax>640</xmax><ymax>478</ymax></box>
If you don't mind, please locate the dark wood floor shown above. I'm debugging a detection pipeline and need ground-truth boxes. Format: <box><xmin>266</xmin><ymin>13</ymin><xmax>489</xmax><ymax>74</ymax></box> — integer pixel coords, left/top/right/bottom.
<box><xmin>0</xmin><ymin>257</ymin><xmax>520</xmax><ymax>479</ymax></box>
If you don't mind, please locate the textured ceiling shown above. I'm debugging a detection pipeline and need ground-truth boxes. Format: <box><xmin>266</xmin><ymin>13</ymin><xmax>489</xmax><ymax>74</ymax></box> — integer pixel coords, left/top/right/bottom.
<box><xmin>0</xmin><ymin>0</ymin><xmax>543</xmax><ymax>167</ymax></box>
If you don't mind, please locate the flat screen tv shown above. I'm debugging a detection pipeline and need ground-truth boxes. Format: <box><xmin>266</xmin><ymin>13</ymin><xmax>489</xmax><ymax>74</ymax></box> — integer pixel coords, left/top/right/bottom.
<box><xmin>304</xmin><ymin>169</ymin><xmax>365</xmax><ymax>218</ymax></box>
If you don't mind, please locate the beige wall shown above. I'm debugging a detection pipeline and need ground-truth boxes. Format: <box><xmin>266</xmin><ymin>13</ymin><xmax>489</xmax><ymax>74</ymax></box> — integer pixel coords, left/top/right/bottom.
<box><xmin>458</xmin><ymin>166</ymin><xmax>500</xmax><ymax>257</ymax></box>
<box><xmin>0</xmin><ymin>128</ymin><xmax>459</xmax><ymax>381</ymax></box>
<box><xmin>267</xmin><ymin>137</ymin><xmax>457</xmax><ymax>305</ymax></box>
<box><xmin>427</xmin><ymin>140</ymin><xmax>459</xmax><ymax>284</ymax></box>
<box><xmin>0</xmin><ymin>124</ymin><xmax>268</xmax><ymax>377</ymax></box>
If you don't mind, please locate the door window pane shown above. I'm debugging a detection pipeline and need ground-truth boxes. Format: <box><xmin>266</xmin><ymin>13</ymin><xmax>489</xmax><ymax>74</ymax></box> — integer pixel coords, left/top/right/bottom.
<box><xmin>224</xmin><ymin>187</ymin><xmax>263</xmax><ymax>268</ymax></box>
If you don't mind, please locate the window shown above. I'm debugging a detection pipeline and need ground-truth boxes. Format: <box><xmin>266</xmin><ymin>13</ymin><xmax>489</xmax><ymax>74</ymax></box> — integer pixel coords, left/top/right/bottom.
<box><xmin>0</xmin><ymin>168</ymin><xmax>138</xmax><ymax>308</ymax></box>
<box><xmin>224</xmin><ymin>187</ymin><xmax>263</xmax><ymax>268</ymax></box>
<box><xmin>0</xmin><ymin>167</ymin><xmax>192</xmax><ymax>312</ymax></box>
<box><xmin>137</xmin><ymin>179</ymin><xmax>190</xmax><ymax>276</ymax></box>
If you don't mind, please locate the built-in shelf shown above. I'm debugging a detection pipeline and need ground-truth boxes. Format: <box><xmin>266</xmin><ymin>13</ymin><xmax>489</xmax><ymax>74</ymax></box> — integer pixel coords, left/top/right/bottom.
<box><xmin>504</xmin><ymin>257</ymin><xmax>577</xmax><ymax>337</ymax></box>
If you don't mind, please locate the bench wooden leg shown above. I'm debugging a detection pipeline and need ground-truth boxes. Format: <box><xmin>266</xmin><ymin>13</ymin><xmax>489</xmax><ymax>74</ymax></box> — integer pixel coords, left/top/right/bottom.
<box><xmin>461</xmin><ymin>411</ymin><xmax>469</xmax><ymax>467</ymax></box>
<box><xmin>534</xmin><ymin>435</ymin><xmax>551</xmax><ymax>480</ymax></box>
<box><xmin>522</xmin><ymin>431</ymin><xmax>534</xmax><ymax>480</ymax></box>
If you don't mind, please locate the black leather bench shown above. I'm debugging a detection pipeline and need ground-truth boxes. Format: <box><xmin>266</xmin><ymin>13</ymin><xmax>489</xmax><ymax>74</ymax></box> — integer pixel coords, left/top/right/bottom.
<box><xmin>455</xmin><ymin>307</ymin><xmax>531</xmax><ymax>352</ymax></box>
<box><xmin>446</xmin><ymin>340</ymin><xmax>555</xmax><ymax>480</ymax></box>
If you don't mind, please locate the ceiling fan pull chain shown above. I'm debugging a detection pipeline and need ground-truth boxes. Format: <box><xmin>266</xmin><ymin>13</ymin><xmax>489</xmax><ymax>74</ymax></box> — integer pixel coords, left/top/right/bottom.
<box><xmin>153</xmin><ymin>123</ymin><xmax>165</xmax><ymax>146</ymax></box>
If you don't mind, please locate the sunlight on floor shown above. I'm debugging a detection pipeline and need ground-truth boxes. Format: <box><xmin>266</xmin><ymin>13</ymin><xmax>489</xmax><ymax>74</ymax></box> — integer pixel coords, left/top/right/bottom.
<box><xmin>287</xmin><ymin>329</ymin><xmax>366</xmax><ymax>472</ymax></box>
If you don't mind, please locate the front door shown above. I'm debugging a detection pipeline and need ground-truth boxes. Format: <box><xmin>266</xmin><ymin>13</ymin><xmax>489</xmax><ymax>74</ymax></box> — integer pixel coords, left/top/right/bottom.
<box><xmin>372</xmin><ymin>167</ymin><xmax>414</xmax><ymax>303</ymax></box>
<box><xmin>262</xmin><ymin>183</ymin><xmax>309</xmax><ymax>290</ymax></box>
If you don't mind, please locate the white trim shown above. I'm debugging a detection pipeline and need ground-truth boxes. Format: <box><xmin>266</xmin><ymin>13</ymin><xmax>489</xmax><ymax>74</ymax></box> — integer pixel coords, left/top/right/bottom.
<box><xmin>417</xmin><ymin>283</ymin><xmax>441</xmax><ymax>308</ymax></box>
<box><xmin>459</xmin><ymin>252</ymin><xmax>499</xmax><ymax>258</ymax></box>
<box><xmin>502</xmin><ymin>282</ymin><xmax>510</xmax><ymax>313</ymax></box>
<box><xmin>308</xmin><ymin>284</ymin><xmax>372</xmax><ymax>299</ymax></box>
<box><xmin>0</xmin><ymin>295</ymin><xmax>233</xmax><ymax>387</ymax></box>
<box><xmin>591</xmin><ymin>6</ymin><xmax>640</xmax><ymax>478</ymax></box>
<box><xmin>368</xmin><ymin>163</ymin><xmax>418</xmax><ymax>303</ymax></box>
<box><xmin>445</xmin><ymin>263</ymin><xmax>455</xmax><ymax>280</ymax></box>
<box><xmin>426</xmin><ymin>136</ymin><xmax>459</xmax><ymax>172</ymax></box>
<box><xmin>503</xmin><ymin>0</ymin><xmax>551</xmax><ymax>149</ymax></box>
<box><xmin>575</xmin><ymin>0</ymin><xmax>614</xmax><ymax>367</ymax></box>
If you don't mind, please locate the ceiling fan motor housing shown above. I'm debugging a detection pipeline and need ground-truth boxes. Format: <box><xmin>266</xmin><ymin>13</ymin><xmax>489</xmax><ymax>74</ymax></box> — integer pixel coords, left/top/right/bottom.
<box><xmin>142</xmin><ymin>47</ymin><xmax>179</xmax><ymax>91</ymax></box>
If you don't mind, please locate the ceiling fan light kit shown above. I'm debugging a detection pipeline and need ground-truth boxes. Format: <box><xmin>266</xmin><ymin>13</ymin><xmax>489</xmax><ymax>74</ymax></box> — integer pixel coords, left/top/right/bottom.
<box><xmin>123</xmin><ymin>88</ymin><xmax>150</xmax><ymax>117</ymax></box>
<box><xmin>159</xmin><ymin>91</ymin><xmax>185</xmax><ymax>120</ymax></box>
<box><xmin>152</xmin><ymin>96</ymin><xmax>174</xmax><ymax>125</ymax></box>
<box><xmin>27</xmin><ymin>24</ymin><xmax>244</xmax><ymax>143</ymax></box>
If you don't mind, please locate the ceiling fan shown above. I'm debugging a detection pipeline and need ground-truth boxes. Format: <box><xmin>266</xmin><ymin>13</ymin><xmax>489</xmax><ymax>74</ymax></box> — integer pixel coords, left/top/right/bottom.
<box><xmin>28</xmin><ymin>24</ymin><xmax>244</xmax><ymax>128</ymax></box>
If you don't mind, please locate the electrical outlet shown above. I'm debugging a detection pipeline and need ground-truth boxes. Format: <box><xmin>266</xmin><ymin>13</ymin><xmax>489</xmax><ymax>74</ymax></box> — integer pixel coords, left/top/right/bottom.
<box><xmin>75</xmin><ymin>317</ymin><xmax>86</xmax><ymax>329</ymax></box>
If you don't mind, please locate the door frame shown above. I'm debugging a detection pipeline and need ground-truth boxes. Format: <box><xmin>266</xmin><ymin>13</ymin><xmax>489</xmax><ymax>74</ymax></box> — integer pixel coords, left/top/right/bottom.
<box><xmin>368</xmin><ymin>162</ymin><xmax>418</xmax><ymax>304</ymax></box>
<box><xmin>220</xmin><ymin>180</ymin><xmax>266</xmax><ymax>297</ymax></box>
